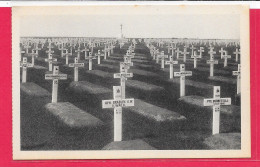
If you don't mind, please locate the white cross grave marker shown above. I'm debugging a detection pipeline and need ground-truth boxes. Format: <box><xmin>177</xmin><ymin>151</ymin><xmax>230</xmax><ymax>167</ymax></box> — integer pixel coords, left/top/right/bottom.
<box><xmin>182</xmin><ymin>47</ymin><xmax>190</xmax><ymax>63</ymax></box>
<box><xmin>190</xmin><ymin>45</ymin><xmax>196</xmax><ymax>56</ymax></box>
<box><xmin>75</xmin><ymin>47</ymin><xmax>81</xmax><ymax>60</ymax></box>
<box><xmin>165</xmin><ymin>55</ymin><xmax>178</xmax><ymax>79</ymax></box>
<box><xmin>20</xmin><ymin>57</ymin><xmax>33</xmax><ymax>83</ymax></box>
<box><xmin>102</xmin><ymin>86</ymin><xmax>134</xmax><ymax>141</ymax></box>
<box><xmin>219</xmin><ymin>47</ymin><xmax>225</xmax><ymax>58</ymax></box>
<box><xmin>82</xmin><ymin>47</ymin><xmax>90</xmax><ymax>59</ymax></box>
<box><xmin>45</xmin><ymin>54</ymin><xmax>57</xmax><ymax>71</ymax></box>
<box><xmin>191</xmin><ymin>51</ymin><xmax>202</xmax><ymax>68</ymax></box>
<box><xmin>174</xmin><ymin>64</ymin><xmax>192</xmax><ymax>97</ymax></box>
<box><xmin>176</xmin><ymin>48</ymin><xmax>182</xmax><ymax>59</ymax></box>
<box><xmin>157</xmin><ymin>51</ymin><xmax>168</xmax><ymax>68</ymax></box>
<box><xmin>95</xmin><ymin>50</ymin><xmax>105</xmax><ymax>65</ymax></box>
<box><xmin>69</xmin><ymin>57</ymin><xmax>84</xmax><ymax>82</ymax></box>
<box><xmin>221</xmin><ymin>51</ymin><xmax>231</xmax><ymax>67</ymax></box>
<box><xmin>232</xmin><ymin>64</ymin><xmax>241</xmax><ymax>94</ymax></box>
<box><xmin>233</xmin><ymin>48</ymin><xmax>240</xmax><ymax>62</ymax></box>
<box><xmin>207</xmin><ymin>49</ymin><xmax>218</xmax><ymax>77</ymax></box>
<box><xmin>114</xmin><ymin>64</ymin><xmax>133</xmax><ymax>99</ymax></box>
<box><xmin>45</xmin><ymin>66</ymin><xmax>67</xmax><ymax>103</ymax></box>
<box><xmin>203</xmin><ymin>86</ymin><xmax>231</xmax><ymax>135</ymax></box>
<box><xmin>85</xmin><ymin>52</ymin><xmax>96</xmax><ymax>70</ymax></box>
<box><xmin>198</xmin><ymin>47</ymin><xmax>204</xmax><ymax>57</ymax></box>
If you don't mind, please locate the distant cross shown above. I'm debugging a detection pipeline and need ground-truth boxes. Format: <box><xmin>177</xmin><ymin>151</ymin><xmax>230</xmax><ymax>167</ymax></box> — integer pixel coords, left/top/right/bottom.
<box><xmin>219</xmin><ymin>47</ymin><xmax>225</xmax><ymax>58</ymax></box>
<box><xmin>165</xmin><ymin>55</ymin><xmax>178</xmax><ymax>79</ymax></box>
<box><xmin>45</xmin><ymin>54</ymin><xmax>57</xmax><ymax>71</ymax></box>
<box><xmin>169</xmin><ymin>45</ymin><xmax>176</xmax><ymax>57</ymax></box>
<box><xmin>182</xmin><ymin>47</ymin><xmax>190</xmax><ymax>63</ymax></box>
<box><xmin>174</xmin><ymin>64</ymin><xmax>192</xmax><ymax>97</ymax></box>
<box><xmin>59</xmin><ymin>43</ymin><xmax>67</xmax><ymax>57</ymax></box>
<box><xmin>27</xmin><ymin>50</ymin><xmax>38</xmax><ymax>66</ymax></box>
<box><xmin>75</xmin><ymin>47</ymin><xmax>81</xmax><ymax>60</ymax></box>
<box><xmin>232</xmin><ymin>64</ymin><xmax>241</xmax><ymax>94</ymax></box>
<box><xmin>191</xmin><ymin>51</ymin><xmax>202</xmax><ymax>68</ymax></box>
<box><xmin>221</xmin><ymin>51</ymin><xmax>231</xmax><ymax>67</ymax></box>
<box><xmin>24</xmin><ymin>44</ymin><xmax>30</xmax><ymax>54</ymax></box>
<box><xmin>69</xmin><ymin>57</ymin><xmax>84</xmax><ymax>82</ymax></box>
<box><xmin>198</xmin><ymin>47</ymin><xmax>204</xmax><ymax>57</ymax></box>
<box><xmin>45</xmin><ymin>66</ymin><xmax>67</xmax><ymax>103</ymax></box>
<box><xmin>233</xmin><ymin>48</ymin><xmax>240</xmax><ymax>62</ymax></box>
<box><xmin>20</xmin><ymin>50</ymin><xmax>25</xmax><ymax>61</ymax></box>
<box><xmin>102</xmin><ymin>86</ymin><xmax>134</xmax><ymax>141</ymax></box>
<box><xmin>207</xmin><ymin>53</ymin><xmax>218</xmax><ymax>77</ymax></box>
<box><xmin>190</xmin><ymin>45</ymin><xmax>196</xmax><ymax>57</ymax></box>
<box><xmin>63</xmin><ymin>49</ymin><xmax>72</xmax><ymax>65</ymax></box>
<box><xmin>34</xmin><ymin>45</ymin><xmax>41</xmax><ymax>55</ymax></box>
<box><xmin>104</xmin><ymin>45</ymin><xmax>110</xmax><ymax>59</ymax></box>
<box><xmin>46</xmin><ymin>47</ymin><xmax>54</xmax><ymax>58</ymax></box>
<box><xmin>85</xmin><ymin>52</ymin><xmax>96</xmax><ymax>70</ymax></box>
<box><xmin>95</xmin><ymin>50</ymin><xmax>105</xmax><ymax>65</ymax></box>
<box><xmin>157</xmin><ymin>51</ymin><xmax>168</xmax><ymax>69</ymax></box>
<box><xmin>81</xmin><ymin>47</ymin><xmax>90</xmax><ymax>59</ymax></box>
<box><xmin>203</xmin><ymin>86</ymin><xmax>231</xmax><ymax>135</ymax></box>
<box><xmin>20</xmin><ymin>57</ymin><xmax>33</xmax><ymax>83</ymax></box>
<box><xmin>175</xmin><ymin>48</ymin><xmax>182</xmax><ymax>59</ymax></box>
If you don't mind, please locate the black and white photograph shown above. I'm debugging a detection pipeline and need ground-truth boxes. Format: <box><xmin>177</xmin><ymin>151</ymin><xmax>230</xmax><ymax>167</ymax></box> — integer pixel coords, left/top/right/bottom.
<box><xmin>12</xmin><ymin>5</ymin><xmax>250</xmax><ymax>159</ymax></box>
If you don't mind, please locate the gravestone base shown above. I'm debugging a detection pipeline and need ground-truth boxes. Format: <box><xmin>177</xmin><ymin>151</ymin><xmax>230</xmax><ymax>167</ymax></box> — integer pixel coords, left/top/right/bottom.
<box><xmin>203</xmin><ymin>133</ymin><xmax>241</xmax><ymax>150</ymax></box>
<box><xmin>44</xmin><ymin>102</ymin><xmax>107</xmax><ymax>150</ymax></box>
<box><xmin>121</xmin><ymin>99</ymin><xmax>187</xmax><ymax>139</ymax></box>
<box><xmin>102</xmin><ymin>139</ymin><xmax>156</xmax><ymax>150</ymax></box>
<box><xmin>66</xmin><ymin>81</ymin><xmax>112</xmax><ymax>107</ymax></box>
<box><xmin>178</xmin><ymin>96</ymin><xmax>241</xmax><ymax>133</ymax></box>
<box><xmin>20</xmin><ymin>82</ymin><xmax>53</xmax><ymax>149</ymax></box>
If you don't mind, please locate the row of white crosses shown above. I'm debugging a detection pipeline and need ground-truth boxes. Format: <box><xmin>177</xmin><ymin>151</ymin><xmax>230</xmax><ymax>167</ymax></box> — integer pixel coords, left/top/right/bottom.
<box><xmin>102</xmin><ymin>55</ymin><xmax>134</xmax><ymax>141</ymax></box>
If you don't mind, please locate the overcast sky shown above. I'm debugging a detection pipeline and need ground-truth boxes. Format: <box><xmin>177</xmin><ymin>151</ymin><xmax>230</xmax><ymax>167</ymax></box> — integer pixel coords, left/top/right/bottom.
<box><xmin>20</xmin><ymin>14</ymin><xmax>240</xmax><ymax>39</ymax></box>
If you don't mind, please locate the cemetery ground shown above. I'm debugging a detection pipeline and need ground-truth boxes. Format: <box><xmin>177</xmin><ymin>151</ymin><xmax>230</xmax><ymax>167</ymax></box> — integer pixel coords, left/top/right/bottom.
<box><xmin>20</xmin><ymin>38</ymin><xmax>241</xmax><ymax>151</ymax></box>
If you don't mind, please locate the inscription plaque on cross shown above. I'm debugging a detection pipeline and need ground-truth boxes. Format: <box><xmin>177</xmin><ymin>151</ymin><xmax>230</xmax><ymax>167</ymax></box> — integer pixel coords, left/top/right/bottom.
<box><xmin>232</xmin><ymin>64</ymin><xmax>241</xmax><ymax>94</ymax></box>
<box><xmin>45</xmin><ymin>66</ymin><xmax>67</xmax><ymax>103</ymax></box>
<box><xmin>207</xmin><ymin>51</ymin><xmax>218</xmax><ymax>77</ymax></box>
<box><xmin>174</xmin><ymin>64</ymin><xmax>192</xmax><ymax>97</ymax></box>
<box><xmin>165</xmin><ymin>55</ymin><xmax>178</xmax><ymax>79</ymax></box>
<box><xmin>102</xmin><ymin>86</ymin><xmax>134</xmax><ymax>141</ymax></box>
<box><xmin>85</xmin><ymin>52</ymin><xmax>96</xmax><ymax>70</ymax></box>
<box><xmin>191</xmin><ymin>51</ymin><xmax>202</xmax><ymax>68</ymax></box>
<box><xmin>69</xmin><ymin>57</ymin><xmax>84</xmax><ymax>81</ymax></box>
<box><xmin>204</xmin><ymin>86</ymin><xmax>231</xmax><ymax>135</ymax></box>
<box><xmin>233</xmin><ymin>48</ymin><xmax>240</xmax><ymax>62</ymax></box>
<box><xmin>221</xmin><ymin>51</ymin><xmax>231</xmax><ymax>67</ymax></box>
<box><xmin>20</xmin><ymin>57</ymin><xmax>33</xmax><ymax>83</ymax></box>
